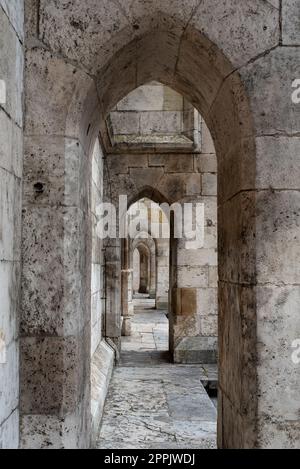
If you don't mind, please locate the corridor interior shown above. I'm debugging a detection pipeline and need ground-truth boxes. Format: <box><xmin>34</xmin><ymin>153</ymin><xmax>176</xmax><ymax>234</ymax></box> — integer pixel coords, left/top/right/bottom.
<box><xmin>97</xmin><ymin>298</ymin><xmax>218</xmax><ymax>449</ymax></box>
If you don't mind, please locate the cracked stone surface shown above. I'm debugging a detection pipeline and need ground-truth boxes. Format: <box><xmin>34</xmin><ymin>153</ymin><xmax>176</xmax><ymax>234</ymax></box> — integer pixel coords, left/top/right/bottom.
<box><xmin>96</xmin><ymin>303</ymin><xmax>217</xmax><ymax>449</ymax></box>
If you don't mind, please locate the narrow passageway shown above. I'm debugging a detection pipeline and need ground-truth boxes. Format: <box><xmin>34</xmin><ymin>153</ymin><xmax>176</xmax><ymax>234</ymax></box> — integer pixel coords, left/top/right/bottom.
<box><xmin>97</xmin><ymin>300</ymin><xmax>217</xmax><ymax>449</ymax></box>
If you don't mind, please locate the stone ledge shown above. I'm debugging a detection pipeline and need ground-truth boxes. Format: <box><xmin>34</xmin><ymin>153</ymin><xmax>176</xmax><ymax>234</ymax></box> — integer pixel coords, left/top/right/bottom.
<box><xmin>91</xmin><ymin>340</ymin><xmax>115</xmax><ymax>446</ymax></box>
<box><xmin>174</xmin><ymin>336</ymin><xmax>218</xmax><ymax>364</ymax></box>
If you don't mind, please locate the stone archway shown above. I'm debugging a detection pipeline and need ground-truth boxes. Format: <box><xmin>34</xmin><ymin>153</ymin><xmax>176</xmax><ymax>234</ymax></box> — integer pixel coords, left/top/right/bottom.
<box><xmin>132</xmin><ymin>237</ymin><xmax>156</xmax><ymax>300</ymax></box>
<box><xmin>20</xmin><ymin>0</ymin><xmax>300</xmax><ymax>449</ymax></box>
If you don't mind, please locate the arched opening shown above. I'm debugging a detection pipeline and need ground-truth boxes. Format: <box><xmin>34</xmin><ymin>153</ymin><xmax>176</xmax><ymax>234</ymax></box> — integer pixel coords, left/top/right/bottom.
<box><xmin>20</xmin><ymin>2</ymin><xmax>296</xmax><ymax>449</ymax></box>
<box><xmin>132</xmin><ymin>248</ymin><xmax>141</xmax><ymax>296</ymax></box>
<box><xmin>137</xmin><ymin>245</ymin><xmax>150</xmax><ymax>294</ymax></box>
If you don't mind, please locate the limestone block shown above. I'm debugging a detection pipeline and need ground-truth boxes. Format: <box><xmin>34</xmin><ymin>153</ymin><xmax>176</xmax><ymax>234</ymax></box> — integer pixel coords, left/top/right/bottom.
<box><xmin>23</xmin><ymin>137</ymin><xmax>88</xmax><ymax>210</ymax></box>
<box><xmin>117</xmin><ymin>84</ymin><xmax>164</xmax><ymax>112</ymax></box>
<box><xmin>91</xmin><ymin>291</ymin><xmax>101</xmax><ymax>328</ymax></box>
<box><xmin>177</xmin><ymin>249</ymin><xmax>218</xmax><ymax>267</ymax></box>
<box><xmin>203</xmin><ymin>197</ymin><xmax>218</xmax><ymax>227</ymax></box>
<box><xmin>0</xmin><ymin>8</ymin><xmax>23</xmax><ymax>126</ymax></box>
<box><xmin>204</xmin><ymin>225</ymin><xmax>218</xmax><ymax>250</ymax></box>
<box><xmin>104</xmin><ymin>262</ymin><xmax>122</xmax><ymax>339</ymax></box>
<box><xmin>190</xmin><ymin>0</ymin><xmax>280</xmax><ymax>68</ymax></box>
<box><xmin>218</xmin><ymin>392</ymin><xmax>244</xmax><ymax>448</ymax></box>
<box><xmin>110</xmin><ymin>111</ymin><xmax>140</xmax><ymax>135</ymax></box>
<box><xmin>257</xmin><ymin>420</ymin><xmax>300</xmax><ymax>449</ymax></box>
<box><xmin>91</xmin><ymin>340</ymin><xmax>114</xmax><ymax>445</ymax></box>
<box><xmin>173</xmin><ymin>288</ymin><xmax>197</xmax><ymax>317</ymax></box>
<box><xmin>116</xmin><ymin>83</ymin><xmax>183</xmax><ymax>112</ymax></box>
<box><xmin>107</xmin><ymin>154</ymin><xmax>148</xmax><ymax>175</ymax></box>
<box><xmin>39</xmin><ymin>0</ymin><xmax>131</xmax><ymax>75</ymax></box>
<box><xmin>174</xmin><ymin>336</ymin><xmax>218</xmax><ymax>364</ymax></box>
<box><xmin>0</xmin><ymin>409</ymin><xmax>19</xmax><ymax>449</ymax></box>
<box><xmin>121</xmin><ymin>317</ymin><xmax>132</xmax><ymax>337</ymax></box>
<box><xmin>173</xmin><ymin>313</ymin><xmax>200</xmax><ymax>343</ymax></box>
<box><xmin>218</xmin><ymin>137</ymin><xmax>256</xmax><ymax>203</ymax></box>
<box><xmin>177</xmin><ymin>266</ymin><xmax>209</xmax><ymax>288</ymax></box>
<box><xmin>136</xmin><ymin>31</ymin><xmax>180</xmax><ymax>86</ymax></box>
<box><xmin>218</xmin><ymin>282</ymin><xmax>257</xmax><ymax>432</ymax></box>
<box><xmin>129</xmin><ymin>167</ymin><xmax>165</xmax><ymax>194</ymax></box>
<box><xmin>115</xmin><ymin>0</ymin><xmax>200</xmax><ymax>35</ymax></box>
<box><xmin>163</xmin><ymin>86</ymin><xmax>184</xmax><ymax>111</ymax></box>
<box><xmin>20</xmin><ymin>334</ymin><xmax>88</xmax><ymax>415</ymax></box>
<box><xmin>208</xmin><ymin>266</ymin><xmax>218</xmax><ymax>288</ymax></box>
<box><xmin>185</xmin><ymin>174</ymin><xmax>201</xmax><ymax>196</ymax></box>
<box><xmin>140</xmin><ymin>111</ymin><xmax>182</xmax><ymax>134</ymax></box>
<box><xmin>0</xmin><ymin>0</ymin><xmax>24</xmax><ymax>40</ymax></box>
<box><xmin>0</xmin><ymin>169</ymin><xmax>22</xmax><ymax>262</ymax></box>
<box><xmin>208</xmin><ymin>72</ymin><xmax>254</xmax><ymax>165</ymax></box>
<box><xmin>240</xmin><ymin>47</ymin><xmax>300</xmax><ymax>136</ymax></box>
<box><xmin>196</xmin><ymin>154</ymin><xmax>217</xmax><ymax>174</ymax></box>
<box><xmin>256</xmin><ymin>190</ymin><xmax>300</xmax><ymax>285</ymax></box>
<box><xmin>175</xmin><ymin>32</ymin><xmax>232</xmax><ymax>118</ymax></box>
<box><xmin>110</xmin><ymin>174</ymin><xmax>137</xmax><ymax>204</ymax></box>
<box><xmin>159</xmin><ymin>174</ymin><xmax>186</xmax><ymax>203</ymax></box>
<box><xmin>91</xmin><ymin>264</ymin><xmax>101</xmax><ymax>296</ymax></box>
<box><xmin>0</xmin><ymin>109</ymin><xmax>23</xmax><ymax>178</ymax></box>
<box><xmin>256</xmin><ymin>286</ymin><xmax>300</xmax><ymax>429</ymax></box>
<box><xmin>202</xmin><ymin>173</ymin><xmax>217</xmax><ymax>196</ymax></box>
<box><xmin>20</xmin><ymin>410</ymin><xmax>86</xmax><ymax>449</ymax></box>
<box><xmin>197</xmin><ymin>288</ymin><xmax>218</xmax><ymax>317</ymax></box>
<box><xmin>282</xmin><ymin>0</ymin><xmax>300</xmax><ymax>45</ymax></box>
<box><xmin>256</xmin><ymin>136</ymin><xmax>300</xmax><ymax>190</ymax></box>
<box><xmin>201</xmin><ymin>120</ymin><xmax>215</xmax><ymax>154</ymax></box>
<box><xmin>91</xmin><ymin>317</ymin><xmax>102</xmax><ymax>358</ymax></box>
<box><xmin>149</xmin><ymin>154</ymin><xmax>194</xmax><ymax>173</ymax></box>
<box><xmin>97</xmin><ymin>40</ymin><xmax>137</xmax><ymax>115</ymax></box>
<box><xmin>21</xmin><ymin>207</ymin><xmax>88</xmax><ymax>336</ymax></box>
<box><xmin>25</xmin><ymin>48</ymin><xmax>93</xmax><ymax>136</ymax></box>
<box><xmin>200</xmin><ymin>316</ymin><xmax>218</xmax><ymax>337</ymax></box>
<box><xmin>91</xmin><ymin>233</ymin><xmax>103</xmax><ymax>265</ymax></box>
<box><xmin>218</xmin><ymin>191</ymin><xmax>256</xmax><ymax>284</ymax></box>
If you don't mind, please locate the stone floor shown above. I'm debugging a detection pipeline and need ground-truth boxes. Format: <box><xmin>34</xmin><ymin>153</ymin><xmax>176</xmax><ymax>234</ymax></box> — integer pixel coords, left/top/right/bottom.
<box><xmin>96</xmin><ymin>300</ymin><xmax>217</xmax><ymax>449</ymax></box>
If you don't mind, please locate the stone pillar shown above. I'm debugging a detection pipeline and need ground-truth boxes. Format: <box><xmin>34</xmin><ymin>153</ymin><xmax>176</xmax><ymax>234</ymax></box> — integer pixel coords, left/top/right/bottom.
<box><xmin>149</xmin><ymin>246</ymin><xmax>156</xmax><ymax>299</ymax></box>
<box><xmin>121</xmin><ymin>239</ymin><xmax>134</xmax><ymax>336</ymax></box>
<box><xmin>0</xmin><ymin>1</ymin><xmax>23</xmax><ymax>449</ymax></box>
<box><xmin>103</xmin><ymin>241</ymin><xmax>122</xmax><ymax>348</ymax></box>
<box><xmin>121</xmin><ymin>269</ymin><xmax>134</xmax><ymax>336</ymax></box>
<box><xmin>139</xmin><ymin>250</ymin><xmax>149</xmax><ymax>294</ymax></box>
<box><xmin>156</xmin><ymin>238</ymin><xmax>170</xmax><ymax>309</ymax></box>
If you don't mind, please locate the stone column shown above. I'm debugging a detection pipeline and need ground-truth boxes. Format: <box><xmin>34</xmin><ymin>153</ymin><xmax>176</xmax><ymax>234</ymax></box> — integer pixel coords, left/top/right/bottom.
<box><xmin>121</xmin><ymin>239</ymin><xmax>134</xmax><ymax>336</ymax></box>
<box><xmin>156</xmin><ymin>238</ymin><xmax>170</xmax><ymax>309</ymax></box>
<box><xmin>149</xmin><ymin>246</ymin><xmax>156</xmax><ymax>300</ymax></box>
<box><xmin>139</xmin><ymin>250</ymin><xmax>149</xmax><ymax>294</ymax></box>
<box><xmin>103</xmin><ymin>241</ymin><xmax>122</xmax><ymax>348</ymax></box>
<box><xmin>20</xmin><ymin>32</ymin><xmax>101</xmax><ymax>446</ymax></box>
<box><xmin>121</xmin><ymin>269</ymin><xmax>134</xmax><ymax>336</ymax></box>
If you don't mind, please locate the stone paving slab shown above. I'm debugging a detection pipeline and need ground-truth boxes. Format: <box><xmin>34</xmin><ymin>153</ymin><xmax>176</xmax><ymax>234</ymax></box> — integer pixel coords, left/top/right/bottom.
<box><xmin>97</xmin><ymin>307</ymin><xmax>217</xmax><ymax>449</ymax></box>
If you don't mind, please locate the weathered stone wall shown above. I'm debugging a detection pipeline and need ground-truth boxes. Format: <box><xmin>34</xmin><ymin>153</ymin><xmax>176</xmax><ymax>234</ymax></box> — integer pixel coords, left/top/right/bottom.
<box><xmin>90</xmin><ymin>139</ymin><xmax>114</xmax><ymax>444</ymax></box>
<box><xmin>91</xmin><ymin>139</ymin><xmax>104</xmax><ymax>357</ymax></box>
<box><xmin>156</xmin><ymin>238</ymin><xmax>170</xmax><ymax>310</ymax></box>
<box><xmin>0</xmin><ymin>0</ymin><xmax>24</xmax><ymax>449</ymax></box>
<box><xmin>132</xmin><ymin>248</ymin><xmax>140</xmax><ymax>293</ymax></box>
